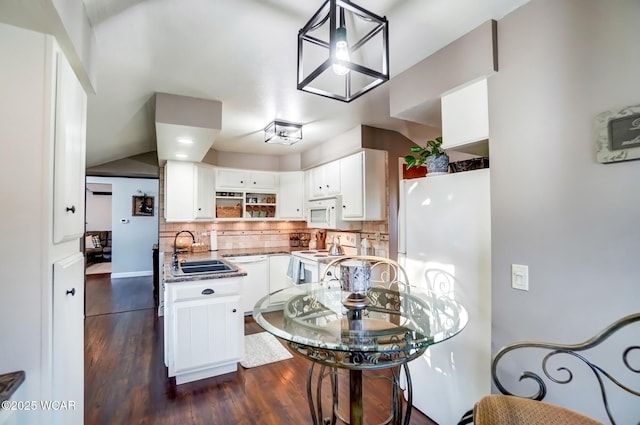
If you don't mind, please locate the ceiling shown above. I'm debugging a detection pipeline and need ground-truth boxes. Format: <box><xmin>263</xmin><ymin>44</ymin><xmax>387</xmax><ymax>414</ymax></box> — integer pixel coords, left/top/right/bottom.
<box><xmin>82</xmin><ymin>0</ymin><xmax>529</xmax><ymax>167</ymax></box>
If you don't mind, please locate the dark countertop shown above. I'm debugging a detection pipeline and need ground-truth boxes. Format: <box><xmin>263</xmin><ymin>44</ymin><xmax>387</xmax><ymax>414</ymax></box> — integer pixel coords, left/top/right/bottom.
<box><xmin>0</xmin><ymin>370</ymin><xmax>24</xmax><ymax>403</ymax></box>
<box><xmin>163</xmin><ymin>247</ymin><xmax>293</xmax><ymax>283</ymax></box>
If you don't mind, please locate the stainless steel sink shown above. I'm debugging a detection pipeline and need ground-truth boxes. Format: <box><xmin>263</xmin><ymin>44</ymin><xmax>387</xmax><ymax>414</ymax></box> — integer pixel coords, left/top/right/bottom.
<box><xmin>175</xmin><ymin>258</ymin><xmax>237</xmax><ymax>275</ymax></box>
<box><xmin>180</xmin><ymin>259</ymin><xmax>226</xmax><ymax>267</ymax></box>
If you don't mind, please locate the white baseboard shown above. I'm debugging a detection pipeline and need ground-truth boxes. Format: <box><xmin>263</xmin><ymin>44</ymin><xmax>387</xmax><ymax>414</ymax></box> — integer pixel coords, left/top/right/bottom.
<box><xmin>111</xmin><ymin>270</ymin><xmax>152</xmax><ymax>279</ymax></box>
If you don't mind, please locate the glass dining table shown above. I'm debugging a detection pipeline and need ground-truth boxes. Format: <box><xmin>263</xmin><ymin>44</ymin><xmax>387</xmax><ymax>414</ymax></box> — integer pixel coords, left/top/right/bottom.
<box><xmin>253</xmin><ymin>281</ymin><xmax>468</xmax><ymax>425</ymax></box>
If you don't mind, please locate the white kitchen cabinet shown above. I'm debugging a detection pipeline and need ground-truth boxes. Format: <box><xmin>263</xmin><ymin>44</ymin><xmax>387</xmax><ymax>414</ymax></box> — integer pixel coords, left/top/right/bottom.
<box><xmin>226</xmin><ymin>255</ymin><xmax>269</xmax><ymax>315</ymax></box>
<box><xmin>309</xmin><ymin>161</ymin><xmax>341</xmax><ymax>199</ymax></box>
<box><xmin>216</xmin><ymin>169</ymin><xmax>248</xmax><ymax>189</ymax></box>
<box><xmin>339</xmin><ymin>150</ymin><xmax>387</xmax><ymax>221</ymax></box>
<box><xmin>166</xmin><ymin>277</ymin><xmax>243</xmax><ymax>384</ymax></box>
<box><xmin>52</xmin><ymin>253</ymin><xmax>84</xmax><ymax>425</ymax></box>
<box><xmin>249</xmin><ymin>171</ymin><xmax>278</xmax><ymax>189</ymax></box>
<box><xmin>0</xmin><ymin>25</ymin><xmax>86</xmax><ymax>425</ymax></box>
<box><xmin>216</xmin><ymin>168</ymin><xmax>278</xmax><ymax>191</ymax></box>
<box><xmin>278</xmin><ymin>172</ymin><xmax>305</xmax><ymax>219</ymax></box>
<box><xmin>52</xmin><ymin>42</ymin><xmax>87</xmax><ymax>244</ymax></box>
<box><xmin>441</xmin><ymin>78</ymin><xmax>489</xmax><ymax>149</ymax></box>
<box><xmin>194</xmin><ymin>163</ymin><xmax>215</xmax><ymax>219</ymax></box>
<box><xmin>164</xmin><ymin>161</ymin><xmax>215</xmax><ymax>221</ymax></box>
<box><xmin>269</xmin><ymin>254</ymin><xmax>292</xmax><ymax>293</ymax></box>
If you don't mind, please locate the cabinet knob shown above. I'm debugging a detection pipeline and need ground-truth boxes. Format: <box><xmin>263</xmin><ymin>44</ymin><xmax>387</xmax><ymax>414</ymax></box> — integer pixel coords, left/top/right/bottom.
<box><xmin>201</xmin><ymin>288</ymin><xmax>215</xmax><ymax>295</ymax></box>
<box><xmin>232</xmin><ymin>308</ymin><xmax>237</xmax><ymax>313</ymax></box>
<box><xmin>66</xmin><ymin>288</ymin><xmax>76</xmax><ymax>296</ymax></box>
<box><xmin>342</xmin><ymin>205</ymin><xmax>346</xmax><ymax>208</ymax></box>
<box><xmin>318</xmin><ymin>186</ymin><xmax>322</xmax><ymax>189</ymax></box>
<box><xmin>198</xmin><ymin>207</ymin><xmax>202</xmax><ymax>211</ymax></box>
<box><xmin>253</xmin><ymin>181</ymin><xmax>257</xmax><ymax>185</ymax></box>
<box><xmin>240</xmin><ymin>180</ymin><xmax>244</xmax><ymax>184</ymax></box>
<box><xmin>66</xmin><ymin>205</ymin><xmax>76</xmax><ymax>214</ymax></box>
<box><xmin>326</xmin><ymin>185</ymin><xmax>330</xmax><ymax>188</ymax></box>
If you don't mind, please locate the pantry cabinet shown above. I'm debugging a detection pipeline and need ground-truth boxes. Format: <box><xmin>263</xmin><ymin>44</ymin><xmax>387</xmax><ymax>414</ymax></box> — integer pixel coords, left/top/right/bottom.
<box><xmin>165</xmin><ymin>277</ymin><xmax>244</xmax><ymax>384</ymax></box>
<box><xmin>52</xmin><ymin>51</ymin><xmax>87</xmax><ymax>244</ymax></box>
<box><xmin>0</xmin><ymin>24</ymin><xmax>87</xmax><ymax>425</ymax></box>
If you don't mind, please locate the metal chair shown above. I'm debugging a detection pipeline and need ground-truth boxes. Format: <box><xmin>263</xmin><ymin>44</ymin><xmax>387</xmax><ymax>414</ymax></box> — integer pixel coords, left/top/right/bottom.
<box><xmin>459</xmin><ymin>313</ymin><xmax>640</xmax><ymax>425</ymax></box>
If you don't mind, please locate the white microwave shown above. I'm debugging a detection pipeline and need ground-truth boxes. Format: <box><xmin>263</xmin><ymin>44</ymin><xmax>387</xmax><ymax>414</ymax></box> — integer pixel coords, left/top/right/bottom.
<box><xmin>307</xmin><ymin>197</ymin><xmax>361</xmax><ymax>230</ymax></box>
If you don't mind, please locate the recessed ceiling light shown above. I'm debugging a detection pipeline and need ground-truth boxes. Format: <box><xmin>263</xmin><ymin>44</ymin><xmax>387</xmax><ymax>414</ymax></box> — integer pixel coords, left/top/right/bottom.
<box><xmin>177</xmin><ymin>137</ymin><xmax>193</xmax><ymax>144</ymax></box>
<box><xmin>175</xmin><ymin>153</ymin><xmax>188</xmax><ymax>159</ymax></box>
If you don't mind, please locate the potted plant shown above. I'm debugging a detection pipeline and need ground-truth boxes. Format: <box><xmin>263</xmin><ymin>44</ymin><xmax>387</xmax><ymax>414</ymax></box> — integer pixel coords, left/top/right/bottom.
<box><xmin>404</xmin><ymin>136</ymin><xmax>449</xmax><ymax>174</ymax></box>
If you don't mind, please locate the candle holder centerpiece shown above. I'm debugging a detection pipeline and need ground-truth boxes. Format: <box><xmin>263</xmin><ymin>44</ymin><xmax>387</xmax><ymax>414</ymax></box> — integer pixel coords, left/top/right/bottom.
<box><xmin>339</xmin><ymin>260</ymin><xmax>372</xmax><ymax>319</ymax></box>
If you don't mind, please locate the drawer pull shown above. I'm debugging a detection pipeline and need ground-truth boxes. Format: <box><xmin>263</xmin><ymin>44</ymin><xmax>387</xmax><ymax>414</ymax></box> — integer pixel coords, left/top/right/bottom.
<box><xmin>201</xmin><ymin>288</ymin><xmax>215</xmax><ymax>295</ymax></box>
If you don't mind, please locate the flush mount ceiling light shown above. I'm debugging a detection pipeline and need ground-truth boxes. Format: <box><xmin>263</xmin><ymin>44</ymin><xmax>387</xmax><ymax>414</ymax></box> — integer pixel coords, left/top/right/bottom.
<box><xmin>264</xmin><ymin>121</ymin><xmax>303</xmax><ymax>146</ymax></box>
<box><xmin>297</xmin><ymin>0</ymin><xmax>389</xmax><ymax>103</ymax></box>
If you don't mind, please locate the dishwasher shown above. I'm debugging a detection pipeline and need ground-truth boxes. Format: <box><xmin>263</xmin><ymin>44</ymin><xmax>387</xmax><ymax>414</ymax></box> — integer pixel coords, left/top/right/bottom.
<box><xmin>225</xmin><ymin>255</ymin><xmax>268</xmax><ymax>315</ymax></box>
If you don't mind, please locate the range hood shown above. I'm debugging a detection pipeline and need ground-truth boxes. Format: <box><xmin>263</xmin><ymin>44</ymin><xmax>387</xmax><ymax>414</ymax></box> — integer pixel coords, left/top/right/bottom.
<box><xmin>155</xmin><ymin>93</ymin><xmax>222</xmax><ymax>164</ymax></box>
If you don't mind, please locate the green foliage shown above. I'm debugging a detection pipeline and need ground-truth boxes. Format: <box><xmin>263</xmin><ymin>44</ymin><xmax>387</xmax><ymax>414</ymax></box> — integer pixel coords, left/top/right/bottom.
<box><xmin>404</xmin><ymin>137</ymin><xmax>446</xmax><ymax>169</ymax></box>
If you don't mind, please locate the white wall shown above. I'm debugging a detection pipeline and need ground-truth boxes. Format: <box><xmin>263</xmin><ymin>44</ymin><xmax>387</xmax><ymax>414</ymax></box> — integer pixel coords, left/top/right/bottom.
<box><xmin>88</xmin><ymin>176</ymin><xmax>158</xmax><ymax>277</ymax></box>
<box><xmin>85</xmin><ymin>183</ymin><xmax>112</xmax><ymax>231</ymax></box>
<box><xmin>489</xmin><ymin>0</ymin><xmax>640</xmax><ymax>422</ymax></box>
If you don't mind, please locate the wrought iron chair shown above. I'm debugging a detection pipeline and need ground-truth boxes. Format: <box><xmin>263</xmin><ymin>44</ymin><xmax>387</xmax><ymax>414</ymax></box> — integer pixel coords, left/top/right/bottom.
<box><xmin>458</xmin><ymin>313</ymin><xmax>640</xmax><ymax>425</ymax></box>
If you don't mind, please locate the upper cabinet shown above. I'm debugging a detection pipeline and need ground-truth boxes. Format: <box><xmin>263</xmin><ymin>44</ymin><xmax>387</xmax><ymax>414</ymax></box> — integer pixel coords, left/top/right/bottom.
<box><xmin>308</xmin><ymin>160</ymin><xmax>341</xmax><ymax>199</ymax></box>
<box><xmin>278</xmin><ymin>172</ymin><xmax>305</xmax><ymax>220</ymax></box>
<box><xmin>194</xmin><ymin>164</ymin><xmax>215</xmax><ymax>219</ymax></box>
<box><xmin>53</xmin><ymin>46</ymin><xmax>87</xmax><ymax>244</ymax></box>
<box><xmin>339</xmin><ymin>150</ymin><xmax>386</xmax><ymax>221</ymax></box>
<box><xmin>306</xmin><ymin>149</ymin><xmax>386</xmax><ymax>221</ymax></box>
<box><xmin>216</xmin><ymin>169</ymin><xmax>278</xmax><ymax>191</ymax></box>
<box><xmin>441</xmin><ymin>78</ymin><xmax>489</xmax><ymax>150</ymax></box>
<box><xmin>165</xmin><ymin>161</ymin><xmax>215</xmax><ymax>222</ymax></box>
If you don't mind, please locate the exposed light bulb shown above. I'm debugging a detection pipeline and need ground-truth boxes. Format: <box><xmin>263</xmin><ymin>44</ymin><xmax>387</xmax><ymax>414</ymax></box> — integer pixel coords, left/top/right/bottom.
<box><xmin>332</xmin><ymin>27</ymin><xmax>350</xmax><ymax>76</ymax></box>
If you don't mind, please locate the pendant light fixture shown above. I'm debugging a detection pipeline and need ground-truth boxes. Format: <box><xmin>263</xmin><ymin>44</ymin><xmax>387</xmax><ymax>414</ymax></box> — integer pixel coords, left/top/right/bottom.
<box><xmin>297</xmin><ymin>0</ymin><xmax>389</xmax><ymax>103</ymax></box>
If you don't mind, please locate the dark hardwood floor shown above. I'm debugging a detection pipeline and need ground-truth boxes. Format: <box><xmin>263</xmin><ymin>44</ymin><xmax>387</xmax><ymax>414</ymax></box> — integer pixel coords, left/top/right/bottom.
<box><xmin>85</xmin><ymin>273</ymin><xmax>155</xmax><ymax>316</ymax></box>
<box><xmin>84</xmin><ymin>276</ymin><xmax>438</xmax><ymax>425</ymax></box>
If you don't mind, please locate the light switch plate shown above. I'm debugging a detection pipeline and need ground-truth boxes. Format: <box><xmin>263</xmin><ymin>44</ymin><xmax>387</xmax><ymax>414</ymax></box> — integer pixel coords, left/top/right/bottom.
<box><xmin>511</xmin><ymin>264</ymin><xmax>529</xmax><ymax>291</ymax></box>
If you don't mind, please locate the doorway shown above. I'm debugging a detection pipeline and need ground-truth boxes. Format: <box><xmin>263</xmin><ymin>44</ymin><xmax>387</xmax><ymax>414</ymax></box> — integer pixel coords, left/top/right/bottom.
<box><xmin>85</xmin><ymin>182</ymin><xmax>112</xmax><ymax>275</ymax></box>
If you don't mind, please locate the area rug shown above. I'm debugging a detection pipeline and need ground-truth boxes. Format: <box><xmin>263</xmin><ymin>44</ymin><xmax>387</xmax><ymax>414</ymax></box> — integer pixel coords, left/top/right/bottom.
<box><xmin>241</xmin><ymin>332</ymin><xmax>293</xmax><ymax>368</ymax></box>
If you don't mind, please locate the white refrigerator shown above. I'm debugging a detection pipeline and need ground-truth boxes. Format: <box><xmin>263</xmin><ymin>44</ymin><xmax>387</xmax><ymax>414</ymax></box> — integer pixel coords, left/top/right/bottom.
<box><xmin>398</xmin><ymin>169</ymin><xmax>491</xmax><ymax>425</ymax></box>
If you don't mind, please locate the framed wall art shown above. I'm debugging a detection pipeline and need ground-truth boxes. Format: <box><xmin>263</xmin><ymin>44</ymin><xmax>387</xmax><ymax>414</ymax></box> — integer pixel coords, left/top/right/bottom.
<box><xmin>595</xmin><ymin>104</ymin><xmax>640</xmax><ymax>163</ymax></box>
<box><xmin>132</xmin><ymin>195</ymin><xmax>154</xmax><ymax>216</ymax></box>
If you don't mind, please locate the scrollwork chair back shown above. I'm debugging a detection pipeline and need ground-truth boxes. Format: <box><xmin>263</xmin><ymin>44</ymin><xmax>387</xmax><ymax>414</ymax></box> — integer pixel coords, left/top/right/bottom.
<box><xmin>459</xmin><ymin>312</ymin><xmax>640</xmax><ymax>424</ymax></box>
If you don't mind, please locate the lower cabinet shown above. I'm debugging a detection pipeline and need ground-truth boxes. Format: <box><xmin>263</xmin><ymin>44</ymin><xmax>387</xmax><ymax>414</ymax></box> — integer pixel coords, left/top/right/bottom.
<box><xmin>52</xmin><ymin>253</ymin><xmax>84</xmax><ymax>425</ymax></box>
<box><xmin>165</xmin><ymin>277</ymin><xmax>244</xmax><ymax>385</ymax></box>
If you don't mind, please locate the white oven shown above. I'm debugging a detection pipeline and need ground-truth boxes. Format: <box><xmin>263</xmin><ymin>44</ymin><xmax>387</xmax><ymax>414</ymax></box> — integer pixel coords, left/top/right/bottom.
<box><xmin>307</xmin><ymin>197</ymin><xmax>361</xmax><ymax>230</ymax></box>
<box><xmin>291</xmin><ymin>232</ymin><xmax>360</xmax><ymax>284</ymax></box>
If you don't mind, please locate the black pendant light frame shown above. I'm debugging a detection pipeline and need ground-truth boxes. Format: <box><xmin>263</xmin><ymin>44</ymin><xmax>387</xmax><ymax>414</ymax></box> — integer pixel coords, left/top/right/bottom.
<box><xmin>297</xmin><ymin>0</ymin><xmax>389</xmax><ymax>103</ymax></box>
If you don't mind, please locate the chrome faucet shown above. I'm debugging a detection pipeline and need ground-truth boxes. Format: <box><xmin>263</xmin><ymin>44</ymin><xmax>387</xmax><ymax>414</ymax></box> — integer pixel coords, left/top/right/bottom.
<box><xmin>172</xmin><ymin>230</ymin><xmax>196</xmax><ymax>269</ymax></box>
